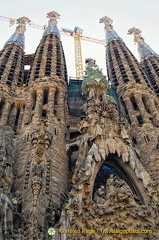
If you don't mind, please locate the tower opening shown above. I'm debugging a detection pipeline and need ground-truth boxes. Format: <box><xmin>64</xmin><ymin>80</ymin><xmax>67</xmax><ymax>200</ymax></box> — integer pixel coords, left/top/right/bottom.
<box><xmin>43</xmin><ymin>88</ymin><xmax>49</xmax><ymax>105</ymax></box>
<box><xmin>137</xmin><ymin>115</ymin><xmax>144</xmax><ymax>125</ymax></box>
<box><xmin>32</xmin><ymin>92</ymin><xmax>37</xmax><ymax>110</ymax></box>
<box><xmin>14</xmin><ymin>108</ymin><xmax>21</xmax><ymax>131</ymax></box>
<box><xmin>42</xmin><ymin>109</ymin><xmax>47</xmax><ymax>118</ymax></box>
<box><xmin>130</xmin><ymin>96</ymin><xmax>138</xmax><ymax>111</ymax></box>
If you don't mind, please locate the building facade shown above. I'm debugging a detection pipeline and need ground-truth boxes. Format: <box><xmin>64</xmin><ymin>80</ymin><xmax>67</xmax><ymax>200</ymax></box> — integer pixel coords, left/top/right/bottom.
<box><xmin>0</xmin><ymin>12</ymin><xmax>158</xmax><ymax>240</ymax></box>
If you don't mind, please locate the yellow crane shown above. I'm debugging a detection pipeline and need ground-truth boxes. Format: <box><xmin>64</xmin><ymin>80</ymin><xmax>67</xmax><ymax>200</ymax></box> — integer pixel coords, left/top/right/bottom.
<box><xmin>0</xmin><ymin>15</ymin><xmax>105</xmax><ymax>80</ymax></box>
<box><xmin>61</xmin><ymin>26</ymin><xmax>105</xmax><ymax>79</ymax></box>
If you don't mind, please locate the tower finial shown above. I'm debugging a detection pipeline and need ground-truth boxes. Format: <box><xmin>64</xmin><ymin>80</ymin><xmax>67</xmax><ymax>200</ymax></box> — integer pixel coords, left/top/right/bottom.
<box><xmin>43</xmin><ymin>11</ymin><xmax>61</xmax><ymax>37</ymax></box>
<box><xmin>47</xmin><ymin>11</ymin><xmax>60</xmax><ymax>25</ymax></box>
<box><xmin>99</xmin><ymin>16</ymin><xmax>113</xmax><ymax>30</ymax></box>
<box><xmin>4</xmin><ymin>16</ymin><xmax>31</xmax><ymax>48</ymax></box>
<box><xmin>128</xmin><ymin>27</ymin><xmax>144</xmax><ymax>44</ymax></box>
<box><xmin>100</xmin><ymin>16</ymin><xmax>123</xmax><ymax>43</ymax></box>
<box><xmin>128</xmin><ymin>27</ymin><xmax>157</xmax><ymax>60</ymax></box>
<box><xmin>15</xmin><ymin>17</ymin><xmax>31</xmax><ymax>34</ymax></box>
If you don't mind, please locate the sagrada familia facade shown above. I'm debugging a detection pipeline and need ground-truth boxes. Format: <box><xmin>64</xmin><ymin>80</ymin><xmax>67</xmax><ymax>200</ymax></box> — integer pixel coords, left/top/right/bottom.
<box><xmin>0</xmin><ymin>10</ymin><xmax>158</xmax><ymax>240</ymax></box>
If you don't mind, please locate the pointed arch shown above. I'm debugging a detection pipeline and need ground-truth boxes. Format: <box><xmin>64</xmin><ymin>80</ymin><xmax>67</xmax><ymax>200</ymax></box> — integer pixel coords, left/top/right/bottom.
<box><xmin>92</xmin><ymin>153</ymin><xmax>148</xmax><ymax>205</ymax></box>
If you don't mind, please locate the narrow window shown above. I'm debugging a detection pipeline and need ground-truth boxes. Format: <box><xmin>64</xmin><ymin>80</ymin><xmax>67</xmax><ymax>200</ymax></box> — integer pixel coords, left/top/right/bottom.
<box><xmin>43</xmin><ymin>89</ymin><xmax>49</xmax><ymax>105</ymax></box>
<box><xmin>130</xmin><ymin>96</ymin><xmax>138</xmax><ymax>111</ymax></box>
<box><xmin>32</xmin><ymin>92</ymin><xmax>37</xmax><ymax>110</ymax></box>
<box><xmin>42</xmin><ymin>109</ymin><xmax>47</xmax><ymax>118</ymax></box>
<box><xmin>132</xmin><ymin>137</ymin><xmax>137</xmax><ymax>144</ymax></box>
<box><xmin>0</xmin><ymin>99</ymin><xmax>5</xmax><ymax>118</ymax></box>
<box><xmin>14</xmin><ymin>108</ymin><xmax>20</xmax><ymax>128</ymax></box>
<box><xmin>137</xmin><ymin>115</ymin><xmax>144</xmax><ymax>125</ymax></box>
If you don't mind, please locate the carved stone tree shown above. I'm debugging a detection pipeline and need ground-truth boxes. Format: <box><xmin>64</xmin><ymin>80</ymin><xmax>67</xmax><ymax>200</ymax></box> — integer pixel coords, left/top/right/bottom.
<box><xmin>60</xmin><ymin>59</ymin><xmax>159</xmax><ymax>240</ymax></box>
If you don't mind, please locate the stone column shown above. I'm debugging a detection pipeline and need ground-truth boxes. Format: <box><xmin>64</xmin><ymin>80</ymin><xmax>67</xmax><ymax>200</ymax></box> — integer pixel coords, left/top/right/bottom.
<box><xmin>48</xmin><ymin>87</ymin><xmax>56</xmax><ymax>123</ymax></box>
<box><xmin>16</xmin><ymin>105</ymin><xmax>24</xmax><ymax>132</ymax></box>
<box><xmin>39</xmin><ymin>40</ymin><xmax>50</xmax><ymax>77</ymax></box>
<box><xmin>57</xmin><ymin>92</ymin><xmax>65</xmax><ymax>120</ymax></box>
<box><xmin>123</xmin><ymin>97</ymin><xmax>138</xmax><ymax>125</ymax></box>
<box><xmin>0</xmin><ymin>101</ymin><xmax>11</xmax><ymax>125</ymax></box>
<box><xmin>147</xmin><ymin>96</ymin><xmax>159</xmax><ymax>125</ymax></box>
<box><xmin>33</xmin><ymin>89</ymin><xmax>44</xmax><ymax>123</ymax></box>
<box><xmin>8</xmin><ymin>104</ymin><xmax>16</xmax><ymax>128</ymax></box>
<box><xmin>134</xmin><ymin>93</ymin><xmax>149</xmax><ymax>123</ymax></box>
<box><xmin>23</xmin><ymin>93</ymin><xmax>33</xmax><ymax>126</ymax></box>
<box><xmin>51</xmin><ymin>35</ymin><xmax>57</xmax><ymax>76</ymax></box>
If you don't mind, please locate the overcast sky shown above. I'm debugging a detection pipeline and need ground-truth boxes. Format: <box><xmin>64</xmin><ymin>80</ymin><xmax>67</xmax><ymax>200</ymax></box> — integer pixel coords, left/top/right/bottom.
<box><xmin>0</xmin><ymin>0</ymin><xmax>159</xmax><ymax>78</ymax></box>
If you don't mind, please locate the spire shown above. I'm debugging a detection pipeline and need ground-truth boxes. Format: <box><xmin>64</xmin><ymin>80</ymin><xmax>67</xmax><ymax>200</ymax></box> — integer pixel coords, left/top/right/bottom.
<box><xmin>43</xmin><ymin>11</ymin><xmax>61</xmax><ymax>37</ymax></box>
<box><xmin>99</xmin><ymin>16</ymin><xmax>123</xmax><ymax>44</ymax></box>
<box><xmin>5</xmin><ymin>17</ymin><xmax>31</xmax><ymax>48</ymax></box>
<box><xmin>128</xmin><ymin>27</ymin><xmax>157</xmax><ymax>61</ymax></box>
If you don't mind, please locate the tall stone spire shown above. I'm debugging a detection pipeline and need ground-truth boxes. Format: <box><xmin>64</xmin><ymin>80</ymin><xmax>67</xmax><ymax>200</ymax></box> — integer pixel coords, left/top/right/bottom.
<box><xmin>99</xmin><ymin>16</ymin><xmax>123</xmax><ymax>44</ymax></box>
<box><xmin>13</xmin><ymin>11</ymin><xmax>69</xmax><ymax>239</ymax></box>
<box><xmin>27</xmin><ymin>11</ymin><xmax>67</xmax><ymax>85</ymax></box>
<box><xmin>5</xmin><ymin>17</ymin><xmax>31</xmax><ymax>48</ymax></box>
<box><xmin>100</xmin><ymin>15</ymin><xmax>159</xmax><ymax>184</ymax></box>
<box><xmin>128</xmin><ymin>27</ymin><xmax>157</xmax><ymax>61</ymax></box>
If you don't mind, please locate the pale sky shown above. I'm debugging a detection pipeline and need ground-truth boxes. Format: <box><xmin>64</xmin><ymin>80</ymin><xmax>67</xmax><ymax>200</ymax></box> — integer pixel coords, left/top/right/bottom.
<box><xmin>0</xmin><ymin>0</ymin><xmax>159</xmax><ymax>79</ymax></box>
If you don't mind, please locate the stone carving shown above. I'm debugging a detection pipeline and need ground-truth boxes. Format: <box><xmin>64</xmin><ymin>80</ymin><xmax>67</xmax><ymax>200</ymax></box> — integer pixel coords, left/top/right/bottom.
<box><xmin>44</xmin><ymin>204</ymin><xmax>61</xmax><ymax>228</ymax></box>
<box><xmin>31</xmin><ymin>165</ymin><xmax>43</xmax><ymax>206</ymax></box>
<box><xmin>61</xmin><ymin>60</ymin><xmax>159</xmax><ymax>240</ymax></box>
<box><xmin>31</xmin><ymin>131</ymin><xmax>53</xmax><ymax>149</ymax></box>
<box><xmin>0</xmin><ymin>145</ymin><xmax>12</xmax><ymax>191</ymax></box>
<box><xmin>94</xmin><ymin>185</ymin><xmax>105</xmax><ymax>204</ymax></box>
<box><xmin>0</xmin><ymin>194</ymin><xmax>13</xmax><ymax>239</ymax></box>
<box><xmin>0</xmin><ymin>10</ymin><xmax>159</xmax><ymax>239</ymax></box>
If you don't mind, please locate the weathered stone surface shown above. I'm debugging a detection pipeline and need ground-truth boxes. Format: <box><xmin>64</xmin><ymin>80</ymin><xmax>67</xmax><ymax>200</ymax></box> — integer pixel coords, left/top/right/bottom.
<box><xmin>0</xmin><ymin>13</ymin><xmax>159</xmax><ymax>240</ymax></box>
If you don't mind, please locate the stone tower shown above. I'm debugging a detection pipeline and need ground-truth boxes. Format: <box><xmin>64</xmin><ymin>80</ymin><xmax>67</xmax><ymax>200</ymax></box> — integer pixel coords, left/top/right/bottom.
<box><xmin>100</xmin><ymin>16</ymin><xmax>159</xmax><ymax>180</ymax></box>
<box><xmin>13</xmin><ymin>11</ymin><xmax>69</xmax><ymax>239</ymax></box>
<box><xmin>128</xmin><ymin>27</ymin><xmax>159</xmax><ymax>97</ymax></box>
<box><xmin>0</xmin><ymin>17</ymin><xmax>30</xmax><ymax>239</ymax></box>
<box><xmin>0</xmin><ymin>11</ymin><xmax>69</xmax><ymax>240</ymax></box>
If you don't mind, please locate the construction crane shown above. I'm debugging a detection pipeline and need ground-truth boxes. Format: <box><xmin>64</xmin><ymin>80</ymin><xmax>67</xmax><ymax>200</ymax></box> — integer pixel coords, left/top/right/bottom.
<box><xmin>0</xmin><ymin>15</ymin><xmax>105</xmax><ymax>79</ymax></box>
<box><xmin>61</xmin><ymin>26</ymin><xmax>105</xmax><ymax>79</ymax></box>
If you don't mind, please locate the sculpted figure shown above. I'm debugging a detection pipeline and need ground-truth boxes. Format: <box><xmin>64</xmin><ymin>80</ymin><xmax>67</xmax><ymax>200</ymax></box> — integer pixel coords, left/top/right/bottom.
<box><xmin>94</xmin><ymin>185</ymin><xmax>106</xmax><ymax>204</ymax></box>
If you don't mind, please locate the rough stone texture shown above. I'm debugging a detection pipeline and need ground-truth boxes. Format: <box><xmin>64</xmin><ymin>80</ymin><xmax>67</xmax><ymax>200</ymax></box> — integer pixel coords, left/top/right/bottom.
<box><xmin>0</xmin><ymin>13</ymin><xmax>159</xmax><ymax>240</ymax></box>
<box><xmin>141</xmin><ymin>55</ymin><xmax>159</xmax><ymax>97</ymax></box>
<box><xmin>60</xmin><ymin>60</ymin><xmax>159</xmax><ymax>240</ymax></box>
<box><xmin>0</xmin><ymin>12</ymin><xmax>69</xmax><ymax>240</ymax></box>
